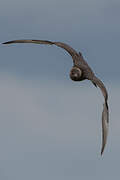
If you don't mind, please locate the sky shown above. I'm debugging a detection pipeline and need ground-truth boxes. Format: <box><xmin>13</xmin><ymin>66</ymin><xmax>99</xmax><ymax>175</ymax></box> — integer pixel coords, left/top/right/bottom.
<box><xmin>0</xmin><ymin>0</ymin><xmax>120</xmax><ymax>179</ymax></box>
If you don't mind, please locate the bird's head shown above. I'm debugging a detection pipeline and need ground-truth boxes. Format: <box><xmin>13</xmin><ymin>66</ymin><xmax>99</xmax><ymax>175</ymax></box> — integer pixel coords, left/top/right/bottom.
<box><xmin>69</xmin><ymin>67</ymin><xmax>82</xmax><ymax>81</ymax></box>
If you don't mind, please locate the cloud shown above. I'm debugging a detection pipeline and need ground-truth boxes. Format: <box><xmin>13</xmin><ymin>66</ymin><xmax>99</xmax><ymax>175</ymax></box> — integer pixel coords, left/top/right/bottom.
<box><xmin>0</xmin><ymin>0</ymin><xmax>120</xmax><ymax>178</ymax></box>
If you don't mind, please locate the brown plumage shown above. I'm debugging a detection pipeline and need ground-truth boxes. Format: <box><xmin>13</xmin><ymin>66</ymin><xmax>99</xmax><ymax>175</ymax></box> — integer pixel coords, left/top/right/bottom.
<box><xmin>2</xmin><ymin>39</ymin><xmax>109</xmax><ymax>155</ymax></box>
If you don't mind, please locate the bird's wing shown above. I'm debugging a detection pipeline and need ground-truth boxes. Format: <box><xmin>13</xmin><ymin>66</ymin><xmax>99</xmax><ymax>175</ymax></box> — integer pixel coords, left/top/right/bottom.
<box><xmin>101</xmin><ymin>102</ymin><xmax>109</xmax><ymax>155</ymax></box>
<box><xmin>2</xmin><ymin>39</ymin><xmax>79</xmax><ymax>63</ymax></box>
<box><xmin>92</xmin><ymin>76</ymin><xmax>109</xmax><ymax>155</ymax></box>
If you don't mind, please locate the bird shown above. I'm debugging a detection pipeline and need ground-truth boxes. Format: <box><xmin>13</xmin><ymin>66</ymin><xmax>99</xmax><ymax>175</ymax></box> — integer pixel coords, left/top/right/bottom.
<box><xmin>2</xmin><ymin>39</ymin><xmax>109</xmax><ymax>155</ymax></box>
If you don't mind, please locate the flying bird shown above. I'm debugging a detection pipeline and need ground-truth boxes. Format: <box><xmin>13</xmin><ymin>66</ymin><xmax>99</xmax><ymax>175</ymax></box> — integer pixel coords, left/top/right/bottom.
<box><xmin>2</xmin><ymin>39</ymin><xmax>109</xmax><ymax>155</ymax></box>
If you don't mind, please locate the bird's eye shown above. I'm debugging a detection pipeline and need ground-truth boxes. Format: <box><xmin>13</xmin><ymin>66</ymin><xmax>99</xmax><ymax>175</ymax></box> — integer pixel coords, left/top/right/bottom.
<box><xmin>71</xmin><ymin>71</ymin><xmax>75</xmax><ymax>77</ymax></box>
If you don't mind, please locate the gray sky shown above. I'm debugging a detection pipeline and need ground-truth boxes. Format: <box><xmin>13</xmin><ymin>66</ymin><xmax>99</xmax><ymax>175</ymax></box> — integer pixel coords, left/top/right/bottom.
<box><xmin>0</xmin><ymin>0</ymin><xmax>120</xmax><ymax>179</ymax></box>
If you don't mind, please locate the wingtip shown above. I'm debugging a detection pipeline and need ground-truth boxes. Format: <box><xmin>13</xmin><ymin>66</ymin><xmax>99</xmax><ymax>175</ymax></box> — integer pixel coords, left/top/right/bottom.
<box><xmin>101</xmin><ymin>139</ymin><xmax>106</xmax><ymax>156</ymax></box>
<box><xmin>101</xmin><ymin>148</ymin><xmax>104</xmax><ymax>156</ymax></box>
<box><xmin>101</xmin><ymin>102</ymin><xmax>109</xmax><ymax>156</ymax></box>
<box><xmin>2</xmin><ymin>41</ymin><xmax>11</xmax><ymax>44</ymax></box>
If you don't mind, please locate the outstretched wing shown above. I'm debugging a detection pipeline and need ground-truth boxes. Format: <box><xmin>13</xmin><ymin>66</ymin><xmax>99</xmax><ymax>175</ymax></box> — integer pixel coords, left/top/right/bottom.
<box><xmin>2</xmin><ymin>39</ymin><xmax>79</xmax><ymax>63</ymax></box>
<box><xmin>92</xmin><ymin>76</ymin><xmax>109</xmax><ymax>155</ymax></box>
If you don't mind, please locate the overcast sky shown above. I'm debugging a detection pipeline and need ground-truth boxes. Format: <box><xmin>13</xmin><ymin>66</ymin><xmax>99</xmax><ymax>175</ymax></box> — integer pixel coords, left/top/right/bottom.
<box><xmin>0</xmin><ymin>0</ymin><xmax>120</xmax><ymax>179</ymax></box>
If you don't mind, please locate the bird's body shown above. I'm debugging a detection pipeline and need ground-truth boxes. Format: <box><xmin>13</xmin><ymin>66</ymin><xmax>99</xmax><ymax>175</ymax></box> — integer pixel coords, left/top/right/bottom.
<box><xmin>2</xmin><ymin>39</ymin><xmax>109</xmax><ymax>155</ymax></box>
